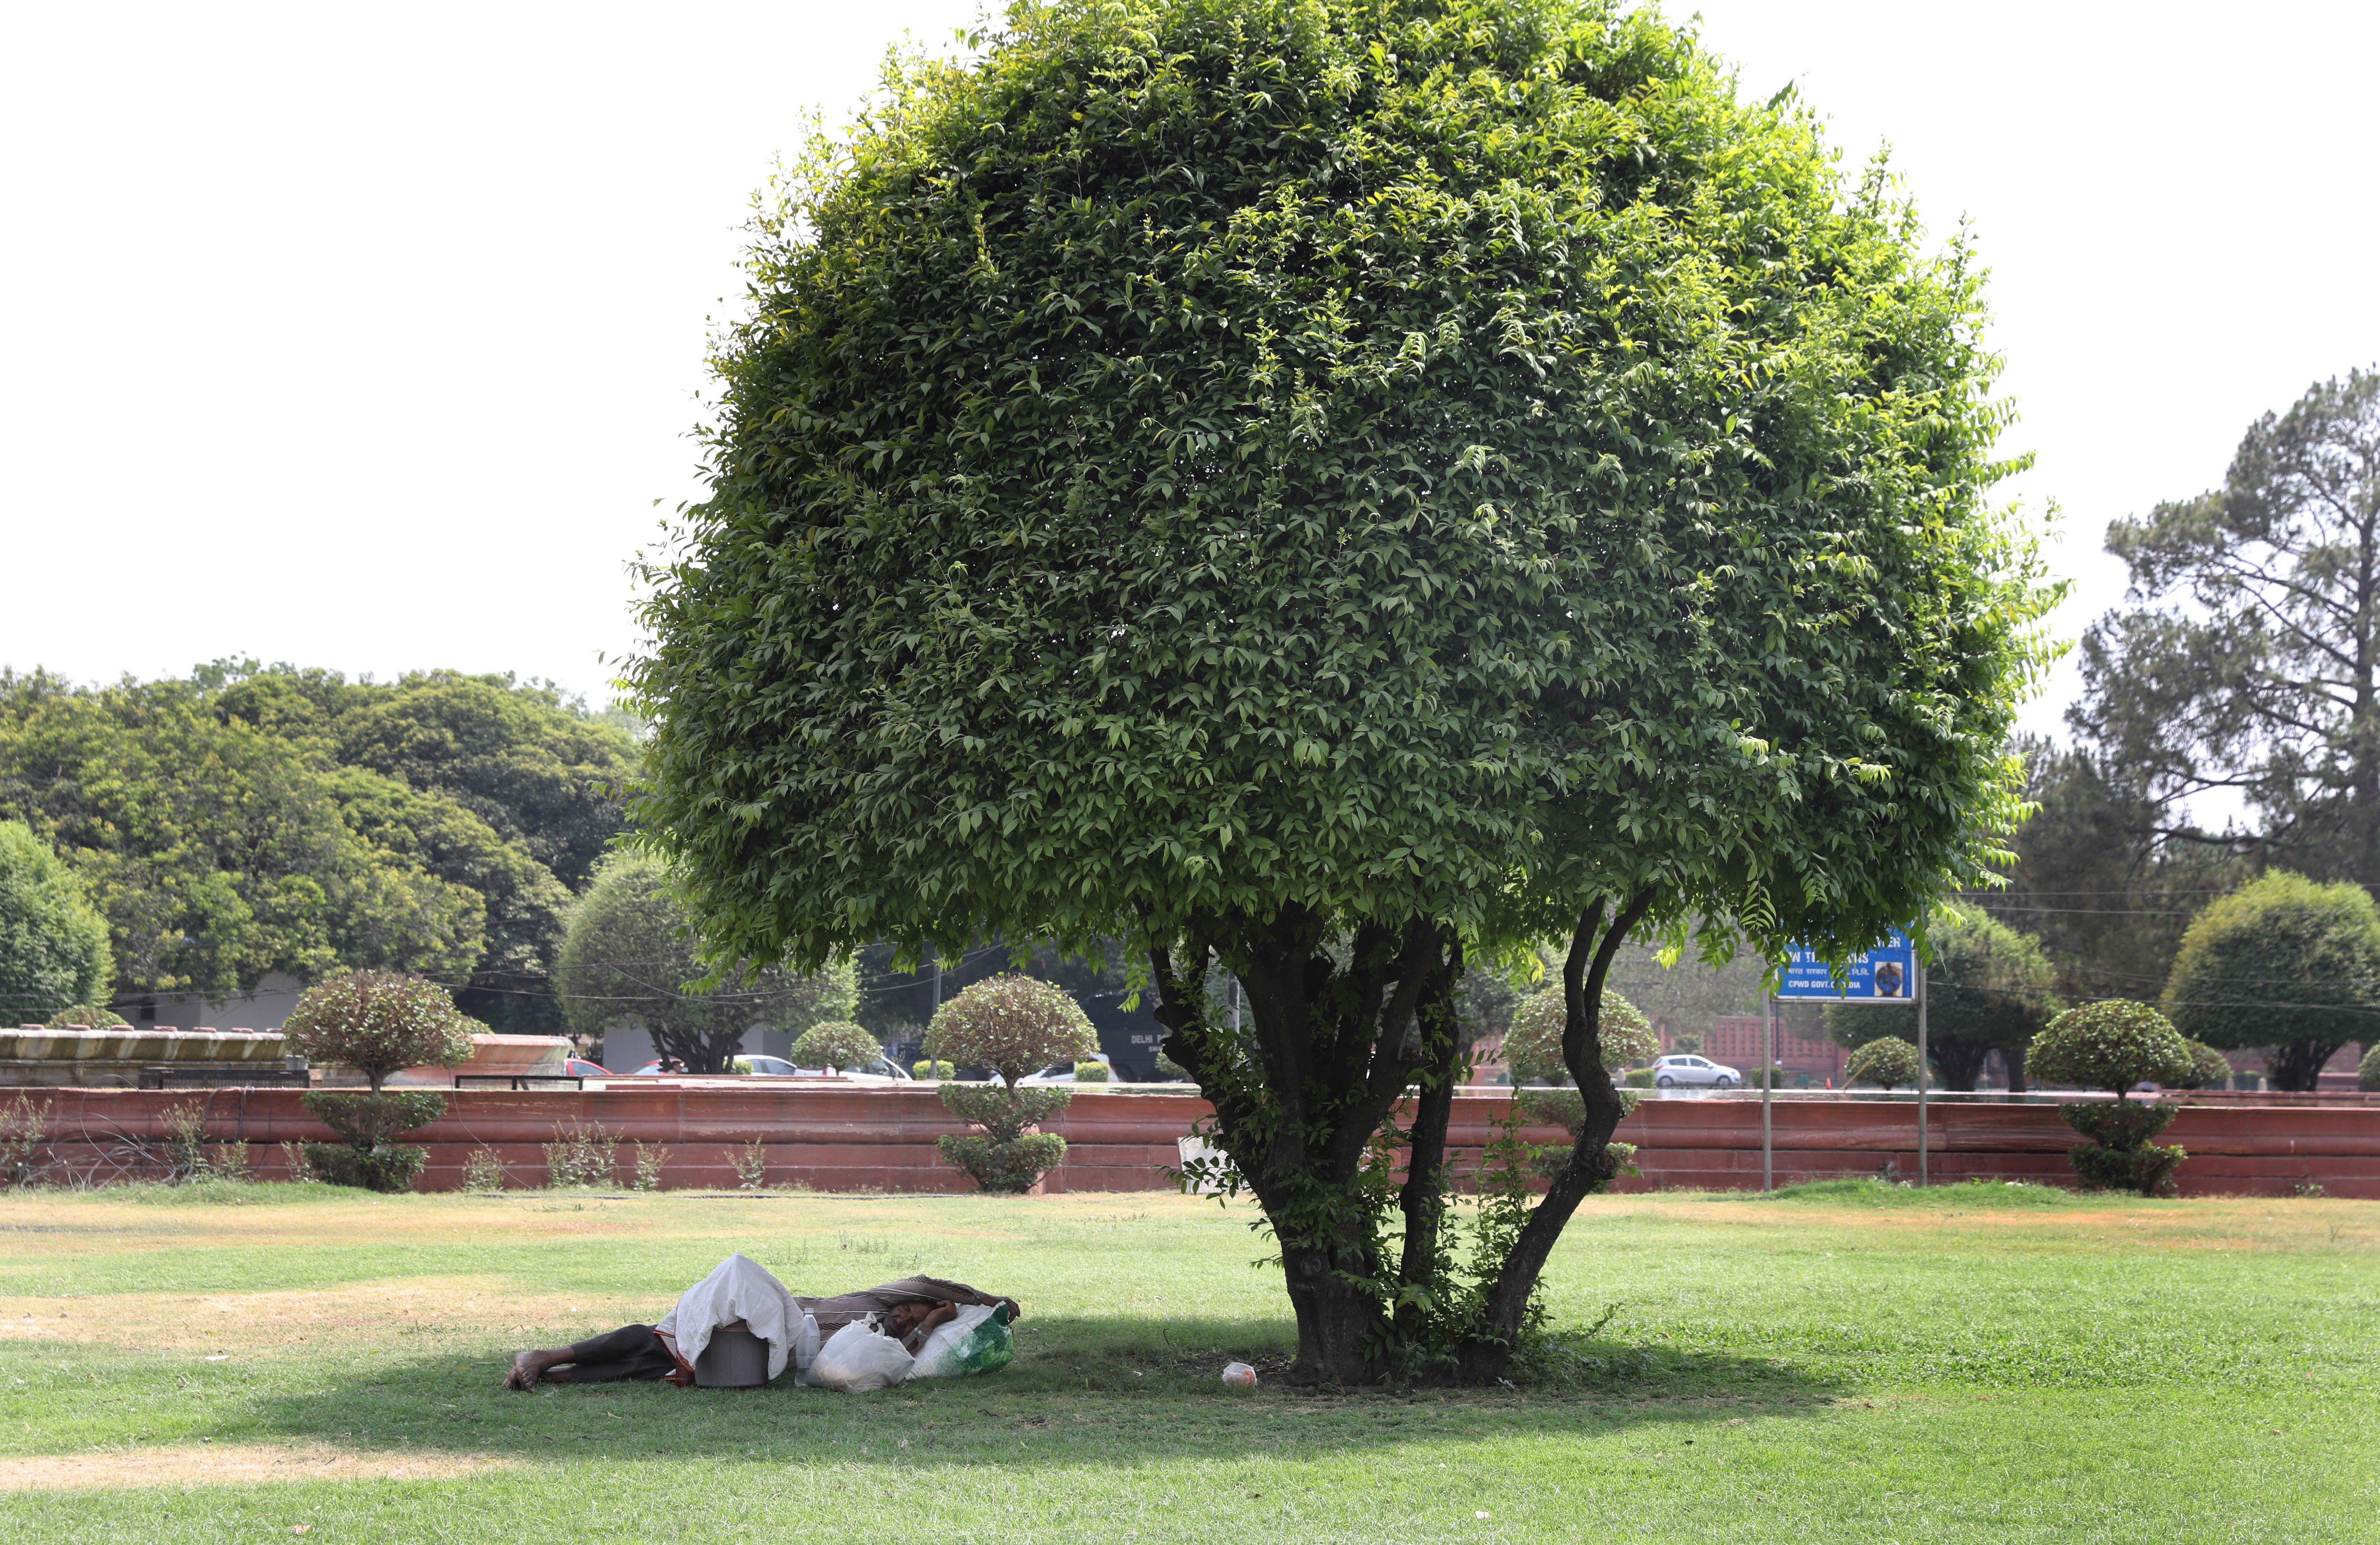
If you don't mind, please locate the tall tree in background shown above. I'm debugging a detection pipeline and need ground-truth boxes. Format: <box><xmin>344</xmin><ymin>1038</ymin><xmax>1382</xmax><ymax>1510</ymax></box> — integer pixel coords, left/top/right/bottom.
<box><xmin>2163</xmin><ymin>870</ymin><xmax>2380</xmax><ymax>1091</ymax></box>
<box><xmin>0</xmin><ymin>664</ymin><xmax>634</xmax><ymax>1026</ymax></box>
<box><xmin>629</xmin><ymin>0</ymin><xmax>2053</xmax><ymax>1381</ymax></box>
<box><xmin>0</xmin><ymin>818</ymin><xmax>113</xmax><ymax>1021</ymax></box>
<box><xmin>556</xmin><ymin>854</ymin><xmax>858</xmax><ymax>1073</ymax></box>
<box><xmin>2072</xmin><ymin>369</ymin><xmax>2380</xmax><ymax>883</ymax></box>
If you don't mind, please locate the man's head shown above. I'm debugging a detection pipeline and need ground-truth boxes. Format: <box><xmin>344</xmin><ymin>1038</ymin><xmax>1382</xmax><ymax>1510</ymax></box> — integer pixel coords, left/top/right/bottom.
<box><xmin>881</xmin><ymin>1300</ymin><xmax>949</xmax><ymax>1341</ymax></box>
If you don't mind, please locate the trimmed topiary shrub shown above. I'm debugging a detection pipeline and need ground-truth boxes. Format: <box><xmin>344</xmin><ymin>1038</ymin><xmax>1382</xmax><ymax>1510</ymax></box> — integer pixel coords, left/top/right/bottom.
<box><xmin>2163</xmin><ymin>871</ymin><xmax>2380</xmax><ymax>1092</ymax></box>
<box><xmin>43</xmin><ymin>1005</ymin><xmax>126</xmax><ymax>1029</ymax></box>
<box><xmin>794</xmin><ymin>1019</ymin><xmax>884</xmax><ymax>1072</ymax></box>
<box><xmin>913</xmin><ymin>1059</ymin><xmax>956</xmax><ymax>1080</ymax></box>
<box><xmin>2027</xmin><ymin>1001</ymin><xmax>2191</xmax><ymax>1195</ymax></box>
<box><xmin>285</xmin><ymin>972</ymin><xmax>478</xmax><ymax>1094</ymax></box>
<box><xmin>299</xmin><ymin>1089</ymin><xmax>447</xmax><ymax>1194</ymax></box>
<box><xmin>1501</xmin><ymin>989</ymin><xmax>1656</xmax><ymax>1086</ymax></box>
<box><xmin>1846</xmin><ymin>1037</ymin><xmax>1922</xmax><ymax>1090</ymax></box>
<box><xmin>2362</xmin><ymin>1043</ymin><xmax>2380</xmax><ymax>1092</ymax></box>
<box><xmin>1072</xmin><ymin>1060</ymin><xmax>1110</xmax><ymax>1083</ymax></box>
<box><xmin>927</xmin><ymin>976</ymin><xmax>1098</xmax><ymax>1193</ymax></box>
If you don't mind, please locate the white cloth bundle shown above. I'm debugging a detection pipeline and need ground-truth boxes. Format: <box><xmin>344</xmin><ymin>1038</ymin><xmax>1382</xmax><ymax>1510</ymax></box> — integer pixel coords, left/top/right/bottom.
<box><xmin>655</xmin><ymin>1252</ymin><xmax>818</xmax><ymax>1381</ymax></box>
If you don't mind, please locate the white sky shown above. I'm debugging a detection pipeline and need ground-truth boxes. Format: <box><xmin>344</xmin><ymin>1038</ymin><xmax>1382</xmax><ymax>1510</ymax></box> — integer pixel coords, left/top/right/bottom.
<box><xmin>5</xmin><ymin>1</ymin><xmax>2374</xmax><ymax>739</ymax></box>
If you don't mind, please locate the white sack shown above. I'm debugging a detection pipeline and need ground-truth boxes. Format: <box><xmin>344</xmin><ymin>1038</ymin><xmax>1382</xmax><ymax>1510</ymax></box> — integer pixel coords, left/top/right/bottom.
<box><xmin>804</xmin><ymin>1319</ymin><xmax>914</xmax><ymax>1393</ymax></box>
<box><xmin>655</xmin><ymin>1252</ymin><xmax>813</xmax><ymax>1381</ymax></box>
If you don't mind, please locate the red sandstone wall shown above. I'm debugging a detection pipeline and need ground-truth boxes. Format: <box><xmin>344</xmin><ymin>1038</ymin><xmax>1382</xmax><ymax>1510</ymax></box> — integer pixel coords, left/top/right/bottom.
<box><xmin>15</xmin><ymin>1086</ymin><xmax>2377</xmax><ymax>1198</ymax></box>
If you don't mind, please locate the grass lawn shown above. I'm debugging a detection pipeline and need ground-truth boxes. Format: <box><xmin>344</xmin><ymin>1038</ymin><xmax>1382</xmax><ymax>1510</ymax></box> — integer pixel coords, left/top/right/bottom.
<box><xmin>0</xmin><ymin>1179</ymin><xmax>2372</xmax><ymax>1543</ymax></box>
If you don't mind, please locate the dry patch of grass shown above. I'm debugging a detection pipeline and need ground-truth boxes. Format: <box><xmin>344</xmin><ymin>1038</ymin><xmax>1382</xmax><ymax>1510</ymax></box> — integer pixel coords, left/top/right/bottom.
<box><xmin>0</xmin><ymin>1276</ymin><xmax>645</xmax><ymax>1352</ymax></box>
<box><xmin>0</xmin><ymin>1442</ymin><xmax>507</xmax><ymax>1491</ymax></box>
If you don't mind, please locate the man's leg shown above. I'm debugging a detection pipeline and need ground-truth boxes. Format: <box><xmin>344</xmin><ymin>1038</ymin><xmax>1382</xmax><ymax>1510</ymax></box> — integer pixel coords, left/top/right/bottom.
<box><xmin>505</xmin><ymin>1323</ymin><xmax>668</xmax><ymax>1390</ymax></box>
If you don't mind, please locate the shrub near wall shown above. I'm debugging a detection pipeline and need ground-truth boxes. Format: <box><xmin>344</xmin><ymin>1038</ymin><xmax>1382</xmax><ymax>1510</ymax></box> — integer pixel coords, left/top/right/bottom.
<box><xmin>2029</xmin><ymin>1001</ymin><xmax>2192</xmax><ymax>1195</ymax></box>
<box><xmin>926</xmin><ymin>975</ymin><xmax>1098</xmax><ymax>1193</ymax></box>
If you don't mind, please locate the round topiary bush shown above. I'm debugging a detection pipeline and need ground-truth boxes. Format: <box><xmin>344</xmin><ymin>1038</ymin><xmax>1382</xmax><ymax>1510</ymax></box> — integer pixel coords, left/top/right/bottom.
<box><xmin>2362</xmin><ymin>1042</ymin><xmax>2380</xmax><ymax>1092</ymax></box>
<box><xmin>1073</xmin><ymin>1060</ymin><xmax>1110</xmax><ymax>1083</ymax></box>
<box><xmin>1845</xmin><ymin>1037</ymin><xmax>1922</xmax><ymax>1090</ymax></box>
<box><xmin>926</xmin><ymin>976</ymin><xmax>1100</xmax><ymax>1192</ymax></box>
<box><xmin>793</xmin><ymin>1019</ymin><xmax>884</xmax><ymax>1072</ymax></box>
<box><xmin>284</xmin><ymin>972</ymin><xmax>478</xmax><ymax>1094</ymax></box>
<box><xmin>2026</xmin><ymin>1001</ymin><xmax>2191</xmax><ymax>1095</ymax></box>
<box><xmin>1501</xmin><ymin>990</ymin><xmax>1656</xmax><ymax>1086</ymax></box>
<box><xmin>2027</xmin><ymin>1001</ymin><xmax>2192</xmax><ymax>1196</ymax></box>
<box><xmin>913</xmin><ymin>1058</ymin><xmax>956</xmax><ymax>1080</ymax></box>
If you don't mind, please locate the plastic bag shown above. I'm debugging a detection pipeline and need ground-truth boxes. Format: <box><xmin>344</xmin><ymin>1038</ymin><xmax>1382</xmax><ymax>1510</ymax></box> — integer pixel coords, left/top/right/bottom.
<box><xmin>804</xmin><ymin>1320</ymin><xmax>915</xmax><ymax>1393</ymax></box>
<box><xmin>906</xmin><ymin>1302</ymin><xmax>1015</xmax><ymax>1381</ymax></box>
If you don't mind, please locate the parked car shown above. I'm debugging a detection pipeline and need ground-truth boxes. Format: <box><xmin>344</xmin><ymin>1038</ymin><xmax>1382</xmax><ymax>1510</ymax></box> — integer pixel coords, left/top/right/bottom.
<box><xmin>561</xmin><ymin>1057</ymin><xmax>610</xmax><ymax>1077</ymax></box>
<box><xmin>1652</xmin><ymin>1054</ymin><xmax>1740</xmax><ymax>1089</ymax></box>
<box><xmin>1018</xmin><ymin>1052</ymin><xmax>1115</xmax><ymax>1086</ymax></box>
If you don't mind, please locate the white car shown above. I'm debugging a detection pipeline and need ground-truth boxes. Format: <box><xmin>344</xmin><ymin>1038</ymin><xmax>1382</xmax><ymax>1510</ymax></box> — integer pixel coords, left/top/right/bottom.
<box><xmin>1652</xmin><ymin>1054</ymin><xmax>1740</xmax><ymax>1089</ymax></box>
<box><xmin>1018</xmin><ymin>1052</ymin><xmax>1115</xmax><ymax>1085</ymax></box>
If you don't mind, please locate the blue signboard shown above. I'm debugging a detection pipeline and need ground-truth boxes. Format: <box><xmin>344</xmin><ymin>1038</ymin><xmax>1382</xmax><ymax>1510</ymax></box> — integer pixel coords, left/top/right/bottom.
<box><xmin>1776</xmin><ymin>927</ymin><xmax>1918</xmax><ymax>1002</ymax></box>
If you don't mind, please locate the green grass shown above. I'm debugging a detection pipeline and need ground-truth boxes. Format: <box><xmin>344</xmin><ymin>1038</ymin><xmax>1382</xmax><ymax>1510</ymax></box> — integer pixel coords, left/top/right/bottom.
<box><xmin>0</xmin><ymin>1181</ymin><xmax>2373</xmax><ymax>1542</ymax></box>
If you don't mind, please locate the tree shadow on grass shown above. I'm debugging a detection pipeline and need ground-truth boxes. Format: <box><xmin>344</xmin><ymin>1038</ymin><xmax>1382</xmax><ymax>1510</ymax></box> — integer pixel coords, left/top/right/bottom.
<box><xmin>246</xmin><ymin>1315</ymin><xmax>1851</xmax><ymax>1467</ymax></box>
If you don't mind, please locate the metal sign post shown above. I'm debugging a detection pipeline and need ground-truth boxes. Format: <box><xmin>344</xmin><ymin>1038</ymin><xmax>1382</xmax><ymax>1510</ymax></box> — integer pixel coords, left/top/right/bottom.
<box><xmin>1916</xmin><ymin>958</ymin><xmax>1928</xmax><ymax>1189</ymax></box>
<box><xmin>1762</xmin><ymin>995</ymin><xmax>1778</xmax><ymax>1191</ymax></box>
<box><xmin>1772</xmin><ymin>926</ymin><xmax>1923</xmax><ymax>1191</ymax></box>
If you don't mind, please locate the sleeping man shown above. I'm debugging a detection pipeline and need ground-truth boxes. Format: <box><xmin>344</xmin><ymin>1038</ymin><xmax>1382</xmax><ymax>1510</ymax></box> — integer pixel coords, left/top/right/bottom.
<box><xmin>504</xmin><ymin>1271</ymin><xmax>1019</xmax><ymax>1389</ymax></box>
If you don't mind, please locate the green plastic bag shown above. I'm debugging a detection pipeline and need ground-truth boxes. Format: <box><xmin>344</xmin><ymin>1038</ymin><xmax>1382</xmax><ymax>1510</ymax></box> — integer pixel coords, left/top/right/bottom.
<box><xmin>906</xmin><ymin>1302</ymin><xmax>1014</xmax><ymax>1380</ymax></box>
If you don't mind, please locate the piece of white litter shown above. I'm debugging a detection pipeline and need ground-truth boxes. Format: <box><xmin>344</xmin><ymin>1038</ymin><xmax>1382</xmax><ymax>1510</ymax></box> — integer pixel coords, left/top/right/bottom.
<box><xmin>204</xmin><ymin>1355</ymin><xmax>230</xmax><ymax>1362</ymax></box>
<box><xmin>1475</xmin><ymin>1512</ymin><xmax>1491</xmax><ymax>1520</ymax></box>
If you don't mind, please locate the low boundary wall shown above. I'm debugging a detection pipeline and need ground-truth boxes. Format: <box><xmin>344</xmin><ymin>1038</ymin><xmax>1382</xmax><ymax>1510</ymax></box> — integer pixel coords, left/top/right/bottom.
<box><xmin>12</xmin><ymin>1086</ymin><xmax>2378</xmax><ymax>1198</ymax></box>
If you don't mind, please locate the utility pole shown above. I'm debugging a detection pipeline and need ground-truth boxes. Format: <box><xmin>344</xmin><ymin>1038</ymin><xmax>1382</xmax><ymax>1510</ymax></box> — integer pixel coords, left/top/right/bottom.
<box><xmin>1763</xmin><ymin>995</ymin><xmax>1777</xmax><ymax>1192</ymax></box>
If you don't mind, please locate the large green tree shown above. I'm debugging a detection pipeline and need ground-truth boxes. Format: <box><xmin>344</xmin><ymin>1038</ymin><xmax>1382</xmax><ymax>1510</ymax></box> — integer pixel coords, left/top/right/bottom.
<box><xmin>0</xmin><ymin>665</ymin><xmax>630</xmax><ymax>1026</ymax></box>
<box><xmin>556</xmin><ymin>854</ymin><xmax>858</xmax><ymax>1073</ymax></box>
<box><xmin>1825</xmin><ymin>902</ymin><xmax>2056</xmax><ymax>1090</ymax></box>
<box><xmin>630</xmin><ymin>0</ymin><xmax>2052</xmax><ymax>1381</ymax></box>
<box><xmin>0</xmin><ymin>818</ymin><xmax>113</xmax><ymax>1022</ymax></box>
<box><xmin>2163</xmin><ymin>870</ymin><xmax>2380</xmax><ymax>1091</ymax></box>
<box><xmin>2072</xmin><ymin>369</ymin><xmax>2380</xmax><ymax>884</ymax></box>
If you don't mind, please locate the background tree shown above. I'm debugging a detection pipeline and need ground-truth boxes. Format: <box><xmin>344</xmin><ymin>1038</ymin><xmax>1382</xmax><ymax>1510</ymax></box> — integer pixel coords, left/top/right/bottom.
<box><xmin>1825</xmin><ymin>903</ymin><xmax>2057</xmax><ymax>1089</ymax></box>
<box><xmin>2070</xmin><ymin>369</ymin><xmax>2380</xmax><ymax>885</ymax></box>
<box><xmin>0</xmin><ymin>818</ymin><xmax>113</xmax><ymax>1023</ymax></box>
<box><xmin>283</xmin><ymin>969</ymin><xmax>478</xmax><ymax>1093</ymax></box>
<box><xmin>1501</xmin><ymin>989</ymin><xmax>1655</xmax><ymax>1086</ymax></box>
<box><xmin>926</xmin><ymin>975</ymin><xmax>1098</xmax><ymax>1193</ymax></box>
<box><xmin>555</xmin><ymin>854</ymin><xmax>857</xmax><ymax>1074</ymax></box>
<box><xmin>629</xmin><ymin>0</ymin><xmax>2053</xmax><ymax>1382</ymax></box>
<box><xmin>0</xmin><ymin>663</ymin><xmax>630</xmax><ymax>1026</ymax></box>
<box><xmin>2161</xmin><ymin>870</ymin><xmax>2380</xmax><ymax>1091</ymax></box>
<box><xmin>2027</xmin><ymin>1001</ymin><xmax>2192</xmax><ymax>1195</ymax></box>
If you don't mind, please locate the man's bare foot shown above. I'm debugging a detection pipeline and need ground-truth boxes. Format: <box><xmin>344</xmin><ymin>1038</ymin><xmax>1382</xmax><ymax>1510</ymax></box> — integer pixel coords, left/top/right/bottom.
<box><xmin>504</xmin><ymin>1351</ymin><xmax>541</xmax><ymax>1391</ymax></box>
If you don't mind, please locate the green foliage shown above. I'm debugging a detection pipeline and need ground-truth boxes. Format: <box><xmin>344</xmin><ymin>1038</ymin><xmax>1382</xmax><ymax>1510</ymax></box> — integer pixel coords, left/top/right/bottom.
<box><xmin>2066</xmin><ymin>1139</ymin><xmax>2186</xmax><ymax>1197</ymax></box>
<box><xmin>914</xmin><ymin>1058</ymin><xmax>956</xmax><ymax>1080</ymax></box>
<box><xmin>1846</xmin><ymin>1037</ymin><xmax>1923</xmax><ymax>1090</ymax></box>
<box><xmin>459</xmin><ymin>1147</ymin><xmax>508</xmax><ymax>1193</ymax></box>
<box><xmin>2059</xmin><ymin>1101</ymin><xmax>2177</xmax><ymax>1150</ymax></box>
<box><xmin>939</xmin><ymin>1082</ymin><xmax>1074</xmax><ymax>1144</ymax></box>
<box><xmin>542</xmin><ymin>1120</ymin><xmax>619</xmax><ymax>1188</ymax></box>
<box><xmin>934</xmin><ymin>1131</ymin><xmax>1067</xmax><ymax>1194</ymax></box>
<box><xmin>0</xmin><ymin>665</ymin><xmax>627</xmax><ymax>1022</ymax></box>
<box><xmin>926</xmin><ymin>975</ymin><xmax>1096</xmax><ymax>1088</ymax></box>
<box><xmin>284</xmin><ymin>973</ymin><xmax>476</xmax><ymax>1093</ymax></box>
<box><xmin>2074</xmin><ymin>370</ymin><xmax>2380</xmax><ymax>891</ymax></box>
<box><xmin>1502</xmin><ymin>990</ymin><xmax>1655</xmax><ymax>1085</ymax></box>
<box><xmin>555</xmin><ymin>853</ymin><xmax>858</xmax><ymax>1073</ymax></box>
<box><xmin>2360</xmin><ymin>1042</ymin><xmax>2380</xmax><ymax>1091</ymax></box>
<box><xmin>299</xmin><ymin>1091</ymin><xmax>447</xmax><ymax>1149</ymax></box>
<box><xmin>0</xmin><ymin>1093</ymin><xmax>43</xmax><ymax>1188</ymax></box>
<box><xmin>792</xmin><ymin>1019</ymin><xmax>884</xmax><ymax>1071</ymax></box>
<box><xmin>1826</xmin><ymin>902</ymin><xmax>2056</xmax><ymax>1089</ymax></box>
<box><xmin>625</xmin><ymin>0</ymin><xmax>2055</xmax><ymax>1378</ymax></box>
<box><xmin>2028</xmin><ymin>1001</ymin><xmax>2191</xmax><ymax>1095</ymax></box>
<box><xmin>0</xmin><ymin>819</ymin><xmax>113</xmax><ymax>1024</ymax></box>
<box><xmin>300</xmin><ymin>1142</ymin><xmax>424</xmax><ymax>1193</ymax></box>
<box><xmin>2176</xmin><ymin>1039</ymin><xmax>2235</xmax><ymax>1090</ymax></box>
<box><xmin>1621</xmin><ymin>1068</ymin><xmax>1655</xmax><ymax>1089</ymax></box>
<box><xmin>42</xmin><ymin>1005</ymin><xmax>122</xmax><ymax>1028</ymax></box>
<box><xmin>1153</xmin><ymin>1050</ymin><xmax>1194</xmax><ymax>1082</ymax></box>
<box><xmin>1073</xmin><ymin>1060</ymin><xmax>1110</xmax><ymax>1083</ymax></box>
<box><xmin>2162</xmin><ymin>870</ymin><xmax>2380</xmax><ymax>1092</ymax></box>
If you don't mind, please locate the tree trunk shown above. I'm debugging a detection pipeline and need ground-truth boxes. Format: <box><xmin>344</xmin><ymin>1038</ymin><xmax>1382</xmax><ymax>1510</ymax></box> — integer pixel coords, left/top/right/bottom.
<box><xmin>1282</xmin><ymin>1238</ymin><xmax>1384</xmax><ymax>1383</ymax></box>
<box><xmin>1930</xmin><ymin>1037</ymin><xmax>1991</xmax><ymax>1092</ymax></box>
<box><xmin>2267</xmin><ymin>1038</ymin><xmax>2344</xmax><ymax>1093</ymax></box>
<box><xmin>2004</xmin><ymin>1043</ymin><xmax>2030</xmax><ymax>1094</ymax></box>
